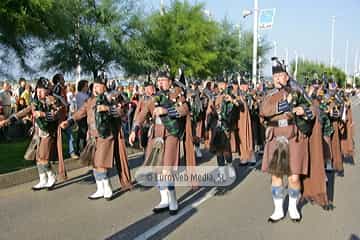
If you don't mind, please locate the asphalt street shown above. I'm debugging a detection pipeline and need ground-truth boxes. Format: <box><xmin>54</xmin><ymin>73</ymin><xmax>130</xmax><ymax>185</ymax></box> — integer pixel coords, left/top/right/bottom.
<box><xmin>0</xmin><ymin>100</ymin><xmax>359</xmax><ymax>240</ymax></box>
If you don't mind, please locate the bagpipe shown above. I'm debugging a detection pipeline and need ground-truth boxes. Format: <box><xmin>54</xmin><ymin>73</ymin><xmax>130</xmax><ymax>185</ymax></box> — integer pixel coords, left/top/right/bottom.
<box><xmin>280</xmin><ymin>78</ymin><xmax>315</xmax><ymax>136</ymax></box>
<box><xmin>318</xmin><ymin>73</ymin><xmax>346</xmax><ymax>121</ymax></box>
<box><xmin>173</xmin><ymin>67</ymin><xmax>203</xmax><ymax>123</ymax></box>
<box><xmin>0</xmin><ymin>94</ymin><xmax>63</xmax><ymax>131</ymax></box>
<box><xmin>174</xmin><ymin>67</ymin><xmax>203</xmax><ymax>110</ymax></box>
<box><xmin>94</xmin><ymin>85</ymin><xmax>131</xmax><ymax>138</ymax></box>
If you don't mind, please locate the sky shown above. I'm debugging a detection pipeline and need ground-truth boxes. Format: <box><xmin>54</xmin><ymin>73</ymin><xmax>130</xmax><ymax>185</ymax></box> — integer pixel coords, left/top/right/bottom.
<box><xmin>147</xmin><ymin>0</ymin><xmax>360</xmax><ymax>76</ymax></box>
<box><xmin>2</xmin><ymin>0</ymin><xmax>360</xmax><ymax>80</ymax></box>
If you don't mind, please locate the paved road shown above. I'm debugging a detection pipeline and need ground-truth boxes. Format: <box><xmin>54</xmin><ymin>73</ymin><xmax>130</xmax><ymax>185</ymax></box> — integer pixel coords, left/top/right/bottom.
<box><xmin>0</xmin><ymin>100</ymin><xmax>359</xmax><ymax>240</ymax></box>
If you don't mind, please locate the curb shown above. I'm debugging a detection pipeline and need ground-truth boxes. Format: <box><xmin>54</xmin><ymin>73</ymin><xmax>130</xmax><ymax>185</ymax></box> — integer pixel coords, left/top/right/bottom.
<box><xmin>0</xmin><ymin>148</ymin><xmax>142</xmax><ymax>190</ymax></box>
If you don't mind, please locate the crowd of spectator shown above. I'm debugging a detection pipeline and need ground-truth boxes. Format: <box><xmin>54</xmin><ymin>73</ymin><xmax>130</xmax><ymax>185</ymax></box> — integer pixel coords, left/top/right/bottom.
<box><xmin>0</xmin><ymin>77</ymin><xmax>143</xmax><ymax>158</ymax></box>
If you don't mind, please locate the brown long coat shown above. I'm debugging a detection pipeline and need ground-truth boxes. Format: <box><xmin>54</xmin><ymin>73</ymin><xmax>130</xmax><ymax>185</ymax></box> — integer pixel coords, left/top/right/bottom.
<box><xmin>331</xmin><ymin>120</ymin><xmax>343</xmax><ymax>172</ymax></box>
<box><xmin>72</xmin><ymin>97</ymin><xmax>131</xmax><ymax>188</ymax></box>
<box><xmin>134</xmin><ymin>88</ymin><xmax>195</xmax><ymax>169</ymax></box>
<box><xmin>302</xmin><ymin>101</ymin><xmax>328</xmax><ymax>207</ymax></box>
<box><xmin>14</xmin><ymin>100</ymin><xmax>67</xmax><ymax>179</ymax></box>
<box><xmin>133</xmin><ymin>97</ymin><xmax>152</xmax><ymax>148</ymax></box>
<box><xmin>205</xmin><ymin>94</ymin><xmax>234</xmax><ymax>155</ymax></box>
<box><xmin>237</xmin><ymin>95</ymin><xmax>254</xmax><ymax>162</ymax></box>
<box><xmin>259</xmin><ymin>89</ymin><xmax>309</xmax><ymax>175</ymax></box>
<box><xmin>340</xmin><ymin>107</ymin><xmax>354</xmax><ymax>157</ymax></box>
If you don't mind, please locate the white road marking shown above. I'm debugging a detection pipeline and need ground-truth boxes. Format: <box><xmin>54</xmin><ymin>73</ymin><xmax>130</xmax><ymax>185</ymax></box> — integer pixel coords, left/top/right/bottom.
<box><xmin>134</xmin><ymin>188</ymin><xmax>217</xmax><ymax>240</ymax></box>
<box><xmin>133</xmin><ymin>161</ymin><xmax>261</xmax><ymax>240</ymax></box>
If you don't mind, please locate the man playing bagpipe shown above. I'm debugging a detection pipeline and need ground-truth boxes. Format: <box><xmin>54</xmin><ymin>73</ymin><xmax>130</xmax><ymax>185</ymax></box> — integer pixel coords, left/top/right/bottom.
<box><xmin>321</xmin><ymin>76</ymin><xmax>345</xmax><ymax>173</ymax></box>
<box><xmin>206</xmin><ymin>78</ymin><xmax>238</xmax><ymax>181</ymax></box>
<box><xmin>260</xmin><ymin>57</ymin><xmax>315</xmax><ymax>223</ymax></box>
<box><xmin>0</xmin><ymin>77</ymin><xmax>67</xmax><ymax>191</ymax></box>
<box><xmin>133</xmin><ymin>75</ymin><xmax>156</xmax><ymax>150</ymax></box>
<box><xmin>184</xmin><ymin>76</ymin><xmax>204</xmax><ymax>159</ymax></box>
<box><xmin>60</xmin><ymin>72</ymin><xmax>132</xmax><ymax>200</ymax></box>
<box><xmin>338</xmin><ymin>89</ymin><xmax>354</xmax><ymax>161</ymax></box>
<box><xmin>231</xmin><ymin>73</ymin><xmax>256</xmax><ymax>165</ymax></box>
<box><xmin>129</xmin><ymin>65</ymin><xmax>196</xmax><ymax>215</ymax></box>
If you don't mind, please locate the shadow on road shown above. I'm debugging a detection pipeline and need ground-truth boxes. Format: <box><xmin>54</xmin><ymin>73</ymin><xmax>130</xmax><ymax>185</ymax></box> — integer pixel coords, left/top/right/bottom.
<box><xmin>343</xmin><ymin>155</ymin><xmax>355</xmax><ymax>165</ymax></box>
<box><xmin>50</xmin><ymin>154</ymin><xmax>145</xmax><ymax>191</ymax></box>
<box><xmin>105</xmin><ymin>154</ymin><xmax>261</xmax><ymax>240</ymax></box>
<box><xmin>349</xmin><ymin>234</ymin><xmax>360</xmax><ymax>240</ymax></box>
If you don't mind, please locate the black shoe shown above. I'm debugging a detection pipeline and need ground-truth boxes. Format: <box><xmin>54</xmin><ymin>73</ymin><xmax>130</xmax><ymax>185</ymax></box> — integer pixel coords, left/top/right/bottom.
<box><xmin>290</xmin><ymin>216</ymin><xmax>302</xmax><ymax>223</ymax></box>
<box><xmin>169</xmin><ymin>209</ymin><xmax>178</xmax><ymax>215</ymax></box>
<box><xmin>153</xmin><ymin>206</ymin><xmax>169</xmax><ymax>214</ymax></box>
<box><xmin>32</xmin><ymin>186</ymin><xmax>46</xmax><ymax>191</ymax></box>
<box><xmin>267</xmin><ymin>216</ymin><xmax>285</xmax><ymax>223</ymax></box>
<box><xmin>88</xmin><ymin>196</ymin><xmax>103</xmax><ymax>200</ymax></box>
<box><xmin>46</xmin><ymin>183</ymin><xmax>56</xmax><ymax>191</ymax></box>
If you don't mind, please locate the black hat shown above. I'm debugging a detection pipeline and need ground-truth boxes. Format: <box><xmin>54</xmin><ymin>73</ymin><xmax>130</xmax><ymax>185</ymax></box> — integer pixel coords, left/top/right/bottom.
<box><xmin>108</xmin><ymin>80</ymin><xmax>116</xmax><ymax>91</ymax></box>
<box><xmin>94</xmin><ymin>70</ymin><xmax>108</xmax><ymax>85</ymax></box>
<box><xmin>229</xmin><ymin>73</ymin><xmax>238</xmax><ymax>85</ymax></box>
<box><xmin>239</xmin><ymin>72</ymin><xmax>248</xmax><ymax>85</ymax></box>
<box><xmin>194</xmin><ymin>79</ymin><xmax>201</xmax><ymax>86</ymax></box>
<box><xmin>271</xmin><ymin>57</ymin><xmax>287</xmax><ymax>74</ymax></box>
<box><xmin>187</xmin><ymin>78</ymin><xmax>194</xmax><ymax>86</ymax></box>
<box><xmin>36</xmin><ymin>77</ymin><xmax>50</xmax><ymax>89</ymax></box>
<box><xmin>157</xmin><ymin>65</ymin><xmax>171</xmax><ymax>79</ymax></box>
<box><xmin>178</xmin><ymin>66</ymin><xmax>186</xmax><ymax>85</ymax></box>
<box><xmin>52</xmin><ymin>73</ymin><xmax>64</xmax><ymax>85</ymax></box>
<box><xmin>144</xmin><ymin>74</ymin><xmax>154</xmax><ymax>87</ymax></box>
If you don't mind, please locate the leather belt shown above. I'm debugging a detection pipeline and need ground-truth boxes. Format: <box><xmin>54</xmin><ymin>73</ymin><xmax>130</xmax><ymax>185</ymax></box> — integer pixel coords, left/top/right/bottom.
<box><xmin>267</xmin><ymin>119</ymin><xmax>294</xmax><ymax>127</ymax></box>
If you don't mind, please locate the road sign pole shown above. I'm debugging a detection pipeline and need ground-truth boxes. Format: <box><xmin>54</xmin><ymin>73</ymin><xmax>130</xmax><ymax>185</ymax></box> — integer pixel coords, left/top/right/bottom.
<box><xmin>252</xmin><ymin>0</ymin><xmax>259</xmax><ymax>86</ymax></box>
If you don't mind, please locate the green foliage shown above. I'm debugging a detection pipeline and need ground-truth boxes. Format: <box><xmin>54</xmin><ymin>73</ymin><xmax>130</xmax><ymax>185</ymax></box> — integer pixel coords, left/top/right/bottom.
<box><xmin>290</xmin><ymin>60</ymin><xmax>347</xmax><ymax>87</ymax></box>
<box><xmin>207</xmin><ymin>19</ymin><xmax>241</xmax><ymax>77</ymax></box>
<box><xmin>42</xmin><ymin>0</ymin><xmax>142</xmax><ymax>78</ymax></box>
<box><xmin>208</xmin><ymin>19</ymin><xmax>270</xmax><ymax>78</ymax></box>
<box><xmin>143</xmin><ymin>0</ymin><xmax>219</xmax><ymax>78</ymax></box>
<box><xmin>0</xmin><ymin>0</ymin><xmax>271</xmax><ymax>79</ymax></box>
<box><xmin>0</xmin><ymin>0</ymin><xmax>56</xmax><ymax>73</ymax></box>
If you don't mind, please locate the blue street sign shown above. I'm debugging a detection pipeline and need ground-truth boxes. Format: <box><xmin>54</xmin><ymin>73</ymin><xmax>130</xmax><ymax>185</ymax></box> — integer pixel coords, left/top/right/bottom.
<box><xmin>259</xmin><ymin>8</ymin><xmax>276</xmax><ymax>30</ymax></box>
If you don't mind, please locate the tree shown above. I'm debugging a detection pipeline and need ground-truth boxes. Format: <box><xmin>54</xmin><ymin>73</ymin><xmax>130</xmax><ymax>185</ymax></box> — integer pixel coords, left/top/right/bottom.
<box><xmin>0</xmin><ymin>0</ymin><xmax>58</xmax><ymax>75</ymax></box>
<box><xmin>143</xmin><ymin>0</ymin><xmax>219</xmax><ymax>78</ymax></box>
<box><xmin>290</xmin><ymin>60</ymin><xmax>347</xmax><ymax>87</ymax></box>
<box><xmin>207</xmin><ymin>19</ymin><xmax>241</xmax><ymax>78</ymax></box>
<box><xmin>41</xmin><ymin>0</ymin><xmax>141</xmax><ymax>79</ymax></box>
<box><xmin>206</xmin><ymin>19</ymin><xmax>270</xmax><ymax>79</ymax></box>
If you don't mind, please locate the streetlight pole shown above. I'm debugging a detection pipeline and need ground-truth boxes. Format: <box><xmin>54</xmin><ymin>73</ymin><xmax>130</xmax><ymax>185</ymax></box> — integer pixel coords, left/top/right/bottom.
<box><xmin>294</xmin><ymin>50</ymin><xmax>298</xmax><ymax>79</ymax></box>
<box><xmin>238</xmin><ymin>26</ymin><xmax>242</xmax><ymax>45</ymax></box>
<box><xmin>160</xmin><ymin>0</ymin><xmax>164</xmax><ymax>16</ymax></box>
<box><xmin>285</xmin><ymin>48</ymin><xmax>289</xmax><ymax>66</ymax></box>
<box><xmin>345</xmin><ymin>40</ymin><xmax>349</xmax><ymax>84</ymax></box>
<box><xmin>252</xmin><ymin>0</ymin><xmax>259</xmax><ymax>86</ymax></box>
<box><xmin>330</xmin><ymin>16</ymin><xmax>335</xmax><ymax>69</ymax></box>
<box><xmin>354</xmin><ymin>49</ymin><xmax>359</xmax><ymax>88</ymax></box>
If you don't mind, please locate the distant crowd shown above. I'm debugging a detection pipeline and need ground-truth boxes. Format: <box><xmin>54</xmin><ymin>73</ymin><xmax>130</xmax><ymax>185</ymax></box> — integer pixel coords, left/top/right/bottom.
<box><xmin>0</xmin><ymin>78</ymin><xmax>142</xmax><ymax>158</ymax></box>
